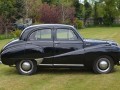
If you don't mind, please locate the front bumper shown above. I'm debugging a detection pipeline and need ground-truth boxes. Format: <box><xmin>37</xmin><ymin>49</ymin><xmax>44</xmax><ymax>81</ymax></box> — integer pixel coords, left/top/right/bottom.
<box><xmin>119</xmin><ymin>47</ymin><xmax>120</xmax><ymax>64</ymax></box>
<box><xmin>0</xmin><ymin>54</ymin><xmax>2</xmax><ymax>64</ymax></box>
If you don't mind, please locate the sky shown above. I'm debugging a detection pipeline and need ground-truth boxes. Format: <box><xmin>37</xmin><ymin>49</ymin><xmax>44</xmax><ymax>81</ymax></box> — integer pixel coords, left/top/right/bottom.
<box><xmin>79</xmin><ymin>0</ymin><xmax>99</xmax><ymax>4</ymax></box>
<box><xmin>79</xmin><ymin>0</ymin><xmax>84</xmax><ymax>3</ymax></box>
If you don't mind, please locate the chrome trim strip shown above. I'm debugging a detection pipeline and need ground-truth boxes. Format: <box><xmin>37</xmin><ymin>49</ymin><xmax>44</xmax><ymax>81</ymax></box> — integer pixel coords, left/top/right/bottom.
<box><xmin>38</xmin><ymin>64</ymin><xmax>84</xmax><ymax>67</ymax></box>
<box><xmin>54</xmin><ymin>64</ymin><xmax>84</xmax><ymax>67</ymax></box>
<box><xmin>38</xmin><ymin>64</ymin><xmax>53</xmax><ymax>66</ymax></box>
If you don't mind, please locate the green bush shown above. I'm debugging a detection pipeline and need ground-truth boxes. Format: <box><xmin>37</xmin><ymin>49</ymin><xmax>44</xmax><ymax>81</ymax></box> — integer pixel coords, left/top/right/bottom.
<box><xmin>74</xmin><ymin>18</ymin><xmax>83</xmax><ymax>29</ymax></box>
<box><xmin>11</xmin><ymin>29</ymin><xmax>22</xmax><ymax>38</ymax></box>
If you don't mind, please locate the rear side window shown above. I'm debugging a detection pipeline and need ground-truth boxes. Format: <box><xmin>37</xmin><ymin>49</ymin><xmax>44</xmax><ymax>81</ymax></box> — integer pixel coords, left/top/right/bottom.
<box><xmin>56</xmin><ymin>29</ymin><xmax>77</xmax><ymax>40</ymax></box>
<box><xmin>29</xmin><ymin>29</ymin><xmax>52</xmax><ymax>40</ymax></box>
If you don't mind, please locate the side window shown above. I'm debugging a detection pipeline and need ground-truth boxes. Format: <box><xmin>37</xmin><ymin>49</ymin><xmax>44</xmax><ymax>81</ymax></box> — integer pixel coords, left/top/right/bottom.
<box><xmin>29</xmin><ymin>29</ymin><xmax>52</xmax><ymax>40</ymax></box>
<box><xmin>56</xmin><ymin>29</ymin><xmax>77</xmax><ymax>40</ymax></box>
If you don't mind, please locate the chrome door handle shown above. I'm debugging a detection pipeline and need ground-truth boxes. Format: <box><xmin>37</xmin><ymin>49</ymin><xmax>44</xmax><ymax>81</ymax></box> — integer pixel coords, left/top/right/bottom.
<box><xmin>27</xmin><ymin>42</ymin><xmax>31</xmax><ymax>44</ymax></box>
<box><xmin>55</xmin><ymin>42</ymin><xmax>60</xmax><ymax>44</ymax></box>
<box><xmin>54</xmin><ymin>42</ymin><xmax>60</xmax><ymax>46</ymax></box>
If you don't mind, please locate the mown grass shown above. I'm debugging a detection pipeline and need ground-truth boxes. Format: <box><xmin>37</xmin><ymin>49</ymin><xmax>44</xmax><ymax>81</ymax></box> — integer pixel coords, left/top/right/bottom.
<box><xmin>80</xmin><ymin>27</ymin><xmax>120</xmax><ymax>44</ymax></box>
<box><xmin>0</xmin><ymin>39</ymin><xmax>13</xmax><ymax>49</ymax></box>
<box><xmin>0</xmin><ymin>27</ymin><xmax>120</xmax><ymax>90</ymax></box>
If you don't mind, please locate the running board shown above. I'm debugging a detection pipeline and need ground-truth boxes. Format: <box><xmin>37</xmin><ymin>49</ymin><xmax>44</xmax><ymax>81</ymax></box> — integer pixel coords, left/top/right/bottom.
<box><xmin>38</xmin><ymin>64</ymin><xmax>84</xmax><ymax>67</ymax></box>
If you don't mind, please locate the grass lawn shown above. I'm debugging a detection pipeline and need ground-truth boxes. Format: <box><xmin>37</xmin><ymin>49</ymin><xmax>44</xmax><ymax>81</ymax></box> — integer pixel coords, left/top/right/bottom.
<box><xmin>0</xmin><ymin>27</ymin><xmax>120</xmax><ymax>90</ymax></box>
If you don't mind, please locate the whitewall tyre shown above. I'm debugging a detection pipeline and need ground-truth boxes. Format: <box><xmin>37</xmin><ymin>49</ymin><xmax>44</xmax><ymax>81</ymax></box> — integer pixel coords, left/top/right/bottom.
<box><xmin>16</xmin><ymin>60</ymin><xmax>37</xmax><ymax>75</ymax></box>
<box><xmin>93</xmin><ymin>56</ymin><xmax>114</xmax><ymax>74</ymax></box>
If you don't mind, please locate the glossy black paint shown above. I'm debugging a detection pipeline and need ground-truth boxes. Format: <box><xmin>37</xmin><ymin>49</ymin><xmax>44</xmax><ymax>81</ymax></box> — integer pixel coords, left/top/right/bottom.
<box><xmin>1</xmin><ymin>24</ymin><xmax>120</xmax><ymax>68</ymax></box>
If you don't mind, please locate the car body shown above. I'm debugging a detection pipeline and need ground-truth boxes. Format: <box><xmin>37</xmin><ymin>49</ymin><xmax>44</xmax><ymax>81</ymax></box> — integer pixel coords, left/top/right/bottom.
<box><xmin>1</xmin><ymin>24</ymin><xmax>120</xmax><ymax>75</ymax></box>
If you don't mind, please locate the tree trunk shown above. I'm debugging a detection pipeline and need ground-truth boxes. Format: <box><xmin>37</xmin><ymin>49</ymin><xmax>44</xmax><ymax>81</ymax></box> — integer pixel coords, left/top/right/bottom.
<box><xmin>5</xmin><ymin>26</ymin><xmax>8</xmax><ymax>38</ymax></box>
<box><xmin>62</xmin><ymin>4</ymin><xmax>65</xmax><ymax>23</ymax></box>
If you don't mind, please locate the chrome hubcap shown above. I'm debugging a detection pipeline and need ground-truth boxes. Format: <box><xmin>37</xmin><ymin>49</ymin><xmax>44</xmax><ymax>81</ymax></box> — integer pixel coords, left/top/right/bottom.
<box><xmin>97</xmin><ymin>58</ymin><xmax>110</xmax><ymax>72</ymax></box>
<box><xmin>21</xmin><ymin>62</ymin><xmax>31</xmax><ymax>71</ymax></box>
<box><xmin>99</xmin><ymin>61</ymin><xmax>108</xmax><ymax>70</ymax></box>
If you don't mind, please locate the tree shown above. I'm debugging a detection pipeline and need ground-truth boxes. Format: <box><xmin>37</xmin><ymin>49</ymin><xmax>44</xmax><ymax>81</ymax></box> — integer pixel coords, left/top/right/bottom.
<box><xmin>0</xmin><ymin>0</ymin><xmax>25</xmax><ymax>35</ymax></box>
<box><xmin>116</xmin><ymin>0</ymin><xmax>120</xmax><ymax>15</ymax></box>
<box><xmin>79</xmin><ymin>3</ymin><xmax>84</xmax><ymax>18</ymax></box>
<box><xmin>25</xmin><ymin>0</ymin><xmax>42</xmax><ymax>23</ymax></box>
<box><xmin>39</xmin><ymin>3</ymin><xmax>61</xmax><ymax>23</ymax></box>
<box><xmin>103</xmin><ymin>0</ymin><xmax>119</xmax><ymax>26</ymax></box>
<box><xmin>94</xmin><ymin>1</ymin><xmax>104</xmax><ymax>25</ymax></box>
<box><xmin>0</xmin><ymin>0</ymin><xmax>15</xmax><ymax>35</ymax></box>
<box><xmin>94</xmin><ymin>1</ymin><xmax>98</xmax><ymax>25</ymax></box>
<box><xmin>73</xmin><ymin>0</ymin><xmax>80</xmax><ymax>18</ymax></box>
<box><xmin>14</xmin><ymin>0</ymin><xmax>25</xmax><ymax>21</ymax></box>
<box><xmin>84</xmin><ymin>0</ymin><xmax>92</xmax><ymax>25</ymax></box>
<box><xmin>39</xmin><ymin>3</ymin><xmax>75</xmax><ymax>24</ymax></box>
<box><xmin>57</xmin><ymin>0</ymin><xmax>75</xmax><ymax>23</ymax></box>
<box><xmin>63</xmin><ymin>6</ymin><xmax>75</xmax><ymax>24</ymax></box>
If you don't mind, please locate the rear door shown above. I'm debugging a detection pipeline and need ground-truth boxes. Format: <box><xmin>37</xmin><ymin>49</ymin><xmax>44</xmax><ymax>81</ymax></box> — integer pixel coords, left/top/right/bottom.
<box><xmin>53</xmin><ymin>28</ymin><xmax>84</xmax><ymax>66</ymax></box>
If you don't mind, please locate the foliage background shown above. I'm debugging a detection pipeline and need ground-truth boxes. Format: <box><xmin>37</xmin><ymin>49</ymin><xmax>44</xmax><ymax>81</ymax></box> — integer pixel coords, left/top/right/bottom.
<box><xmin>0</xmin><ymin>0</ymin><xmax>119</xmax><ymax>38</ymax></box>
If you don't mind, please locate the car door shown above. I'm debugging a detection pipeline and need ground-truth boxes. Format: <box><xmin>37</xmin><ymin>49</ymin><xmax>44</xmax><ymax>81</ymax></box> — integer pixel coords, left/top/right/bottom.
<box><xmin>25</xmin><ymin>28</ymin><xmax>54</xmax><ymax>64</ymax></box>
<box><xmin>53</xmin><ymin>28</ymin><xmax>84</xmax><ymax>66</ymax></box>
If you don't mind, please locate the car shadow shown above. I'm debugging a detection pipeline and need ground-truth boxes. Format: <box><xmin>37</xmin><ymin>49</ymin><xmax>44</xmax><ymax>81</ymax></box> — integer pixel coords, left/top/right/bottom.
<box><xmin>2</xmin><ymin>67</ymin><xmax>117</xmax><ymax>76</ymax></box>
<box><xmin>36</xmin><ymin>67</ymin><xmax>94</xmax><ymax>75</ymax></box>
<box><xmin>36</xmin><ymin>66</ymin><xmax>118</xmax><ymax>75</ymax></box>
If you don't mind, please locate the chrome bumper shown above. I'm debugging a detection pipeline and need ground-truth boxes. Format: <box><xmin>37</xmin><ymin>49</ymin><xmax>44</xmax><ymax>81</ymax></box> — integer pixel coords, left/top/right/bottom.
<box><xmin>119</xmin><ymin>61</ymin><xmax>120</xmax><ymax>64</ymax></box>
<box><xmin>119</xmin><ymin>47</ymin><xmax>120</xmax><ymax>64</ymax></box>
<box><xmin>0</xmin><ymin>61</ymin><xmax>2</xmax><ymax>64</ymax></box>
<box><xmin>0</xmin><ymin>55</ymin><xmax>2</xmax><ymax>64</ymax></box>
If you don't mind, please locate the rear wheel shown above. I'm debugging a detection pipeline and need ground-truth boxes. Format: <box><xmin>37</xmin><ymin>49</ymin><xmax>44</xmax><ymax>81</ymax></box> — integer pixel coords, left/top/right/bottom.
<box><xmin>16</xmin><ymin>60</ymin><xmax>37</xmax><ymax>75</ymax></box>
<box><xmin>93</xmin><ymin>56</ymin><xmax>114</xmax><ymax>74</ymax></box>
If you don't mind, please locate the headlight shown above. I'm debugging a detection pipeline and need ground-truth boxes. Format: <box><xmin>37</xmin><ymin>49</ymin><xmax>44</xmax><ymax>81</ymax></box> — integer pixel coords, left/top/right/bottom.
<box><xmin>108</xmin><ymin>41</ymin><xmax>118</xmax><ymax>46</ymax></box>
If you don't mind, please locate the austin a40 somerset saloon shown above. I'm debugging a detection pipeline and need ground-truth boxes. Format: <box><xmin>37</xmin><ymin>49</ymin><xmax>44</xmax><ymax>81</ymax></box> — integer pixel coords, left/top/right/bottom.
<box><xmin>1</xmin><ymin>24</ymin><xmax>120</xmax><ymax>75</ymax></box>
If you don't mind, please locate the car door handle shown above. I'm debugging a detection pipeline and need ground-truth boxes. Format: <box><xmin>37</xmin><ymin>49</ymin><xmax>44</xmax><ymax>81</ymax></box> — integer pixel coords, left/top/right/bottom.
<box><xmin>55</xmin><ymin>42</ymin><xmax>60</xmax><ymax>44</ymax></box>
<box><xmin>27</xmin><ymin>42</ymin><xmax>31</xmax><ymax>44</ymax></box>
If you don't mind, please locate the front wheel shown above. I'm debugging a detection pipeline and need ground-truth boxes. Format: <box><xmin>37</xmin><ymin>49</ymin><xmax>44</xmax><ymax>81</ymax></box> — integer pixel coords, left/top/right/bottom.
<box><xmin>16</xmin><ymin>60</ymin><xmax>37</xmax><ymax>75</ymax></box>
<box><xmin>93</xmin><ymin>56</ymin><xmax>114</xmax><ymax>74</ymax></box>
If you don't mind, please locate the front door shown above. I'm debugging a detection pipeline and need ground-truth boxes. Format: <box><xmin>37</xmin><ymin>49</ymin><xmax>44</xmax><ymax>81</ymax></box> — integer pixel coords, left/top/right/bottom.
<box><xmin>53</xmin><ymin>28</ymin><xmax>84</xmax><ymax>66</ymax></box>
<box><xmin>25</xmin><ymin>28</ymin><xmax>54</xmax><ymax>64</ymax></box>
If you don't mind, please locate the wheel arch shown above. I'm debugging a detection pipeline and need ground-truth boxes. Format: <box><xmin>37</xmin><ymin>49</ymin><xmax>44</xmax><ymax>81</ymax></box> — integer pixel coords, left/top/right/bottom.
<box><xmin>84</xmin><ymin>52</ymin><xmax>115</xmax><ymax>68</ymax></box>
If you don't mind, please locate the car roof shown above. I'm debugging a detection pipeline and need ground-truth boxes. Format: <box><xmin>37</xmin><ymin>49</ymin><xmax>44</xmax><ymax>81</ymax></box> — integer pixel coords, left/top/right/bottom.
<box><xmin>25</xmin><ymin>24</ymin><xmax>74</xmax><ymax>30</ymax></box>
<box><xmin>20</xmin><ymin>24</ymin><xmax>75</xmax><ymax>40</ymax></box>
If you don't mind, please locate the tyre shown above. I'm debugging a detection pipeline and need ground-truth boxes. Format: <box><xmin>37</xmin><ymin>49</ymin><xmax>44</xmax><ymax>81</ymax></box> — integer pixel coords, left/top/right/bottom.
<box><xmin>16</xmin><ymin>60</ymin><xmax>37</xmax><ymax>75</ymax></box>
<box><xmin>93</xmin><ymin>56</ymin><xmax>114</xmax><ymax>74</ymax></box>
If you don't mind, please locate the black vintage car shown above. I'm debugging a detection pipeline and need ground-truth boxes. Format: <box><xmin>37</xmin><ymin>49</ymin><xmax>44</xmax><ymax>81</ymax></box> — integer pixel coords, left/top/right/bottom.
<box><xmin>0</xmin><ymin>24</ymin><xmax>120</xmax><ymax>75</ymax></box>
